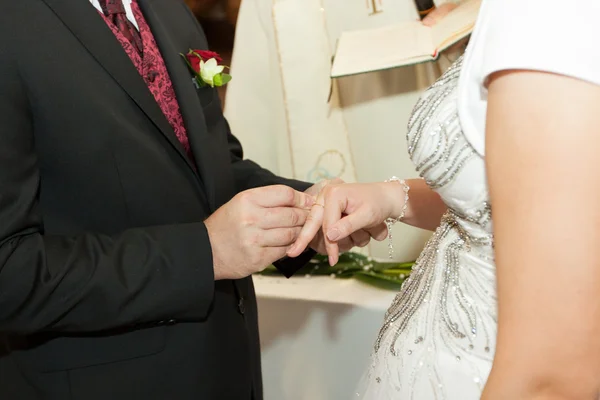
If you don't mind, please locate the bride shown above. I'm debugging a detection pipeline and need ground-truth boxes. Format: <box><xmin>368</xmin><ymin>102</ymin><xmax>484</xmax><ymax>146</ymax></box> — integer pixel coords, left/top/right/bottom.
<box><xmin>287</xmin><ymin>0</ymin><xmax>600</xmax><ymax>398</ymax></box>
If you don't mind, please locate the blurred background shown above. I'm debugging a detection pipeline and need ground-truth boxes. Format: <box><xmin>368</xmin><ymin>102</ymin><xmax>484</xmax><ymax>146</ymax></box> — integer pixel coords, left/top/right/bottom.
<box><xmin>184</xmin><ymin>0</ymin><xmax>239</xmax><ymax>107</ymax></box>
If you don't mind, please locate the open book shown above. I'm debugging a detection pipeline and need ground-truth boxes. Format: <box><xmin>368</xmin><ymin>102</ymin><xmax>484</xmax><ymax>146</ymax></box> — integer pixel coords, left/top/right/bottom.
<box><xmin>331</xmin><ymin>0</ymin><xmax>481</xmax><ymax>78</ymax></box>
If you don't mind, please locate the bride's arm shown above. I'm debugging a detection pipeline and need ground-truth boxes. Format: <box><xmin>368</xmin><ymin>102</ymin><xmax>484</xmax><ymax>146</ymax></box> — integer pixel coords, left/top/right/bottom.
<box><xmin>482</xmin><ymin>70</ymin><xmax>600</xmax><ymax>399</ymax></box>
<box><xmin>385</xmin><ymin>178</ymin><xmax>446</xmax><ymax>232</ymax></box>
<box><xmin>287</xmin><ymin>179</ymin><xmax>446</xmax><ymax>262</ymax></box>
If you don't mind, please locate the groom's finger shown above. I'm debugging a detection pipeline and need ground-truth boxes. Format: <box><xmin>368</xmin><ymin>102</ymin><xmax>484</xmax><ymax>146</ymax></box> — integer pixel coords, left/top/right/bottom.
<box><xmin>260</xmin><ymin>227</ymin><xmax>303</xmax><ymax>247</ymax></box>
<box><xmin>251</xmin><ymin>185</ymin><xmax>315</xmax><ymax>209</ymax></box>
<box><xmin>286</xmin><ymin>202</ymin><xmax>324</xmax><ymax>257</ymax></box>
<box><xmin>258</xmin><ymin>207</ymin><xmax>309</xmax><ymax>229</ymax></box>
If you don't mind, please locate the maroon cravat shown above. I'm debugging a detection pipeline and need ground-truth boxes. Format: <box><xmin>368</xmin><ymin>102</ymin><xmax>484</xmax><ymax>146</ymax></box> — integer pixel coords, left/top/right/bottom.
<box><xmin>99</xmin><ymin>0</ymin><xmax>143</xmax><ymax>56</ymax></box>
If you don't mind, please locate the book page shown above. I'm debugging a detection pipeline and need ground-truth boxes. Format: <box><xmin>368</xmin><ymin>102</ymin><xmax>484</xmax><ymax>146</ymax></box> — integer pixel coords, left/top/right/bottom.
<box><xmin>431</xmin><ymin>0</ymin><xmax>481</xmax><ymax>50</ymax></box>
<box><xmin>331</xmin><ymin>21</ymin><xmax>434</xmax><ymax>77</ymax></box>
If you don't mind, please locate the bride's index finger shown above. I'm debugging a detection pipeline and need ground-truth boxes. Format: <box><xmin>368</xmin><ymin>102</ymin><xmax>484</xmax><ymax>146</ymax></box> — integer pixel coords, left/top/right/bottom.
<box><xmin>286</xmin><ymin>202</ymin><xmax>325</xmax><ymax>257</ymax></box>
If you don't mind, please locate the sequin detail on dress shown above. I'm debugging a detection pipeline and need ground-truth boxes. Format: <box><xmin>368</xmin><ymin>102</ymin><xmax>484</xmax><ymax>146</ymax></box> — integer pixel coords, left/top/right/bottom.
<box><xmin>358</xmin><ymin>56</ymin><xmax>497</xmax><ymax>400</ymax></box>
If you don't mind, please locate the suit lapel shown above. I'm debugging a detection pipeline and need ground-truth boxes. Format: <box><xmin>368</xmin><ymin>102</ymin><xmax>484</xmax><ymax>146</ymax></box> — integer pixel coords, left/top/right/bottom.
<box><xmin>139</xmin><ymin>0</ymin><xmax>227</xmax><ymax>211</ymax></box>
<box><xmin>140</xmin><ymin>0</ymin><xmax>246</xmax><ymax>300</ymax></box>
<box><xmin>41</xmin><ymin>0</ymin><xmax>198</xmax><ymax>175</ymax></box>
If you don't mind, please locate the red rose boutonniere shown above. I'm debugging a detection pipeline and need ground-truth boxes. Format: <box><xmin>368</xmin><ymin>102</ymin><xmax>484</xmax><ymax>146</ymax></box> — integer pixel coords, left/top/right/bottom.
<box><xmin>181</xmin><ymin>49</ymin><xmax>232</xmax><ymax>88</ymax></box>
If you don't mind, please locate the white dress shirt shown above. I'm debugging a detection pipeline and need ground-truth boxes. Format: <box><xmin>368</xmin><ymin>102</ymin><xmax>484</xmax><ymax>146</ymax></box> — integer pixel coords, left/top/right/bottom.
<box><xmin>90</xmin><ymin>0</ymin><xmax>139</xmax><ymax>30</ymax></box>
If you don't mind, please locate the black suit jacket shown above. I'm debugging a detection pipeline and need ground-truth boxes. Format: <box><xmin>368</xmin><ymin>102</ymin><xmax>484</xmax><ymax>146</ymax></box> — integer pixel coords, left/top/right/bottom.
<box><xmin>0</xmin><ymin>1</ymin><xmax>312</xmax><ymax>399</ymax></box>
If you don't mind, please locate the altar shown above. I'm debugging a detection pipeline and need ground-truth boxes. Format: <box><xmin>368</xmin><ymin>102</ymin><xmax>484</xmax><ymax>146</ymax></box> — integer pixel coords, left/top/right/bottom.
<box><xmin>226</xmin><ymin>0</ymin><xmax>453</xmax><ymax>398</ymax></box>
<box><xmin>254</xmin><ymin>275</ymin><xmax>396</xmax><ymax>399</ymax></box>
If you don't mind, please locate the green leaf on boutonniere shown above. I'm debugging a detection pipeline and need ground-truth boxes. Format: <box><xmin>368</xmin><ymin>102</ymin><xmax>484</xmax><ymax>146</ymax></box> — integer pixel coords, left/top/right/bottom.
<box><xmin>213</xmin><ymin>73</ymin><xmax>232</xmax><ymax>87</ymax></box>
<box><xmin>213</xmin><ymin>74</ymin><xmax>223</xmax><ymax>87</ymax></box>
<box><xmin>219</xmin><ymin>73</ymin><xmax>232</xmax><ymax>86</ymax></box>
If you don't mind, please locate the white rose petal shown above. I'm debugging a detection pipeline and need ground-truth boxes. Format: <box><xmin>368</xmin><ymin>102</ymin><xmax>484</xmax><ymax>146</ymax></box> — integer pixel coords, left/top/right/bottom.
<box><xmin>199</xmin><ymin>58</ymin><xmax>224</xmax><ymax>87</ymax></box>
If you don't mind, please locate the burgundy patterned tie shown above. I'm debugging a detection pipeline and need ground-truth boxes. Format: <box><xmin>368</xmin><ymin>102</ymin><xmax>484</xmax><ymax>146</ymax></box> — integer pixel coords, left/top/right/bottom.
<box><xmin>99</xmin><ymin>0</ymin><xmax>143</xmax><ymax>56</ymax></box>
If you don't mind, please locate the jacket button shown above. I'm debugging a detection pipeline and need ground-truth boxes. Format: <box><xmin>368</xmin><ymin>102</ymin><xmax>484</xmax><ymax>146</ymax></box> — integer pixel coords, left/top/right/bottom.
<box><xmin>238</xmin><ymin>297</ymin><xmax>245</xmax><ymax>315</ymax></box>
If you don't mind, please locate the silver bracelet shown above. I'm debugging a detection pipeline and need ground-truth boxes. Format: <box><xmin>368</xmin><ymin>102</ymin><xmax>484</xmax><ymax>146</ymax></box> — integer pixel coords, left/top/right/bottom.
<box><xmin>385</xmin><ymin>177</ymin><xmax>410</xmax><ymax>259</ymax></box>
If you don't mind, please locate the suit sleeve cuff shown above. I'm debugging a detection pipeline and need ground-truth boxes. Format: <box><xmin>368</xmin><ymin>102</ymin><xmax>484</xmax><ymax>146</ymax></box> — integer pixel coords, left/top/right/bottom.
<box><xmin>272</xmin><ymin>249</ymin><xmax>316</xmax><ymax>278</ymax></box>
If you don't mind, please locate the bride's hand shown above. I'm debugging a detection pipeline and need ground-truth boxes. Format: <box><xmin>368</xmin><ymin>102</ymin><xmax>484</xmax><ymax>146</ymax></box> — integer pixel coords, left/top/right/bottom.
<box><xmin>303</xmin><ymin>179</ymin><xmax>381</xmax><ymax>257</ymax></box>
<box><xmin>287</xmin><ymin>182</ymin><xmax>401</xmax><ymax>265</ymax></box>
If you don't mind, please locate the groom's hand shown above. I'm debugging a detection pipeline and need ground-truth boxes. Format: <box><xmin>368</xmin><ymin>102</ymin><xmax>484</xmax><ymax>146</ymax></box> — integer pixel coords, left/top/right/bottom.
<box><xmin>205</xmin><ymin>185</ymin><xmax>314</xmax><ymax>280</ymax></box>
<box><xmin>298</xmin><ymin>179</ymin><xmax>372</xmax><ymax>256</ymax></box>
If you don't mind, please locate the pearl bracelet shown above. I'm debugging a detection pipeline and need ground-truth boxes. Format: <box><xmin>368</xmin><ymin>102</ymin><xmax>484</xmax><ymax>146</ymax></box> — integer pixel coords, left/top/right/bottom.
<box><xmin>384</xmin><ymin>177</ymin><xmax>410</xmax><ymax>259</ymax></box>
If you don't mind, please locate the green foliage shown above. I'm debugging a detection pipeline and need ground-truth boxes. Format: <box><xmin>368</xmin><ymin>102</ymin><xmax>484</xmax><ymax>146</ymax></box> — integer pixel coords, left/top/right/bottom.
<box><xmin>259</xmin><ymin>252</ymin><xmax>415</xmax><ymax>290</ymax></box>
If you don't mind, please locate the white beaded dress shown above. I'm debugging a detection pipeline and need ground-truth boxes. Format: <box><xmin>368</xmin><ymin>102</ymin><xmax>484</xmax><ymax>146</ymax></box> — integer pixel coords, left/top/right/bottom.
<box><xmin>356</xmin><ymin>54</ymin><xmax>495</xmax><ymax>400</ymax></box>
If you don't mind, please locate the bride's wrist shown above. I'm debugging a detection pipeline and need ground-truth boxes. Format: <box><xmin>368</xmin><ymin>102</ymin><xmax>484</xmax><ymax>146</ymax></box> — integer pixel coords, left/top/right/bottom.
<box><xmin>381</xmin><ymin>178</ymin><xmax>410</xmax><ymax>220</ymax></box>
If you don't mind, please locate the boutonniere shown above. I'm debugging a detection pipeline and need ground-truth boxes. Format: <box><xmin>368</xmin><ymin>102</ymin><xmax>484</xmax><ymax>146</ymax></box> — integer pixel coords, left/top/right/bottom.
<box><xmin>181</xmin><ymin>49</ymin><xmax>232</xmax><ymax>88</ymax></box>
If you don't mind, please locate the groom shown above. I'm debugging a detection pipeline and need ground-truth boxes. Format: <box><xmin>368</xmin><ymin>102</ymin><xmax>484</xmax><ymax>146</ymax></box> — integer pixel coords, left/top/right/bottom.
<box><xmin>0</xmin><ymin>1</ymin><xmax>372</xmax><ymax>399</ymax></box>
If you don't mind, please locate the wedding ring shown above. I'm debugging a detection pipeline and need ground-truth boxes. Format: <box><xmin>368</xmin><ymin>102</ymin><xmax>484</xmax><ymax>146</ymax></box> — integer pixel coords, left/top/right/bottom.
<box><xmin>313</xmin><ymin>203</ymin><xmax>325</xmax><ymax>209</ymax></box>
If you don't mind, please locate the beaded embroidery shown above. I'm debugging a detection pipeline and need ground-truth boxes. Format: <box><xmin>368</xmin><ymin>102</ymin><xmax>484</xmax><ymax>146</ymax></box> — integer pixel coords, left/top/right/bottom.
<box><xmin>363</xmin><ymin>56</ymin><xmax>497</xmax><ymax>398</ymax></box>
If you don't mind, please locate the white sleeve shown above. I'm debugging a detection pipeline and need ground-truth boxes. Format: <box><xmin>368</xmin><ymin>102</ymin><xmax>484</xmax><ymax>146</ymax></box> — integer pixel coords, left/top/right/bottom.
<box><xmin>480</xmin><ymin>0</ymin><xmax>600</xmax><ymax>87</ymax></box>
<box><xmin>457</xmin><ymin>0</ymin><xmax>600</xmax><ymax>156</ymax></box>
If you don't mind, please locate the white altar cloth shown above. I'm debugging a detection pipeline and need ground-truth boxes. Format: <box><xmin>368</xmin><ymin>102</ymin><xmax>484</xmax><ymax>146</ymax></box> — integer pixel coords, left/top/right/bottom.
<box><xmin>255</xmin><ymin>276</ymin><xmax>397</xmax><ymax>399</ymax></box>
